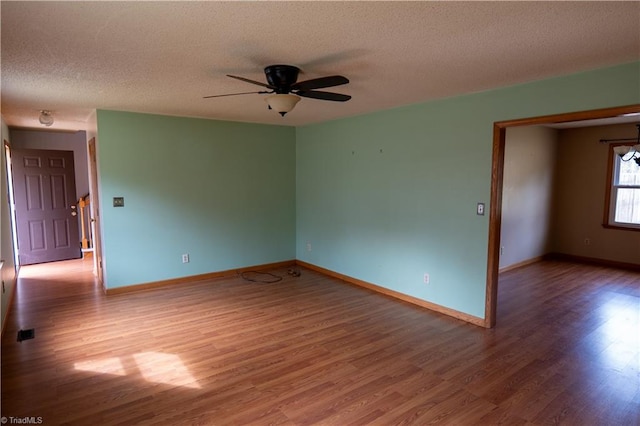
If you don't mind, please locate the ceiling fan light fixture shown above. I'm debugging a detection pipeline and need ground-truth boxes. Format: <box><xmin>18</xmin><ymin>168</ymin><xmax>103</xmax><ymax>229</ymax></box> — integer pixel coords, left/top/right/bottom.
<box><xmin>39</xmin><ymin>110</ymin><xmax>54</xmax><ymax>126</ymax></box>
<box><xmin>265</xmin><ymin>94</ymin><xmax>300</xmax><ymax>117</ymax></box>
<box><xmin>206</xmin><ymin>64</ymin><xmax>350</xmax><ymax>114</ymax></box>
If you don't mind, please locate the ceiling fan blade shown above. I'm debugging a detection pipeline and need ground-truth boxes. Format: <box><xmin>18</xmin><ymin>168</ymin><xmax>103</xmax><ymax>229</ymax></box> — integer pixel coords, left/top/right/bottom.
<box><xmin>296</xmin><ymin>90</ymin><xmax>351</xmax><ymax>102</ymax></box>
<box><xmin>227</xmin><ymin>74</ymin><xmax>274</xmax><ymax>89</ymax></box>
<box><xmin>203</xmin><ymin>90</ymin><xmax>270</xmax><ymax>99</ymax></box>
<box><xmin>291</xmin><ymin>75</ymin><xmax>349</xmax><ymax>91</ymax></box>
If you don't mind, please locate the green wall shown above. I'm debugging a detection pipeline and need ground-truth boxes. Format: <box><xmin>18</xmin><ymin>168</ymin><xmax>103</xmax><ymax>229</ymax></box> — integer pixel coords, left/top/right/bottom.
<box><xmin>95</xmin><ymin>62</ymin><xmax>639</xmax><ymax>318</ymax></box>
<box><xmin>295</xmin><ymin>62</ymin><xmax>640</xmax><ymax>319</ymax></box>
<box><xmin>96</xmin><ymin>111</ymin><xmax>296</xmax><ymax>288</ymax></box>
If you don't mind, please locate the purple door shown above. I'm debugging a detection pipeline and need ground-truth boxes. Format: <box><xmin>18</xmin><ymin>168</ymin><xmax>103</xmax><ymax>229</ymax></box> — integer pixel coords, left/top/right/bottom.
<box><xmin>12</xmin><ymin>148</ymin><xmax>81</xmax><ymax>265</ymax></box>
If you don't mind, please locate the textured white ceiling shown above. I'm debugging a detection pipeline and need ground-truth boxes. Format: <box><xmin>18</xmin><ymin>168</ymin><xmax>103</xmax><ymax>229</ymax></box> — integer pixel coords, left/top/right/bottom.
<box><xmin>1</xmin><ymin>1</ymin><xmax>639</xmax><ymax>130</ymax></box>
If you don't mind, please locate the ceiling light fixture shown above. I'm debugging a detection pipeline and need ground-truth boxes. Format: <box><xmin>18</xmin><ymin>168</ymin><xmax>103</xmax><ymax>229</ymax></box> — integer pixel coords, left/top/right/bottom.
<box><xmin>612</xmin><ymin>124</ymin><xmax>640</xmax><ymax>166</ymax></box>
<box><xmin>264</xmin><ymin>94</ymin><xmax>300</xmax><ymax>117</ymax></box>
<box><xmin>39</xmin><ymin>110</ymin><xmax>54</xmax><ymax>127</ymax></box>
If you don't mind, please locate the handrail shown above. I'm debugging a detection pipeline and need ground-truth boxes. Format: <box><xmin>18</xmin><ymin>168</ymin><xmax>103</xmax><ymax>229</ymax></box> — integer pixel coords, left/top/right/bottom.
<box><xmin>78</xmin><ymin>194</ymin><xmax>92</xmax><ymax>249</ymax></box>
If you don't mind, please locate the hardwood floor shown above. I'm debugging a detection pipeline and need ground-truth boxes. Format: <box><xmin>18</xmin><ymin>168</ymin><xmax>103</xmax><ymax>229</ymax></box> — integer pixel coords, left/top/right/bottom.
<box><xmin>1</xmin><ymin>258</ymin><xmax>639</xmax><ymax>425</ymax></box>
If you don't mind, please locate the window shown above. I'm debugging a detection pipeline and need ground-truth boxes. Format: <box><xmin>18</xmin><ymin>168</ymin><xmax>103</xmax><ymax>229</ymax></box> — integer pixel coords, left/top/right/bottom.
<box><xmin>604</xmin><ymin>144</ymin><xmax>640</xmax><ymax>230</ymax></box>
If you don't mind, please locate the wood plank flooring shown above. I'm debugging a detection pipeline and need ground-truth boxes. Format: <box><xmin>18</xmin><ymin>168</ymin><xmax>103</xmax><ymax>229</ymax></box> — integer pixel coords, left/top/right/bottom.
<box><xmin>1</xmin><ymin>258</ymin><xmax>639</xmax><ymax>425</ymax></box>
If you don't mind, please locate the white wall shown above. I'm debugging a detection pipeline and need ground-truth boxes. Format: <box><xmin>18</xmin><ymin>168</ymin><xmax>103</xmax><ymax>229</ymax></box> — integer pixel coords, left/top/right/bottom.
<box><xmin>500</xmin><ymin>126</ymin><xmax>558</xmax><ymax>269</ymax></box>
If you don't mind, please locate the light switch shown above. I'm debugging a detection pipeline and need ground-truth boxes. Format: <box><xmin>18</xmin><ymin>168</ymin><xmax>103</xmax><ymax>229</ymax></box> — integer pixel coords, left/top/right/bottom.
<box><xmin>113</xmin><ymin>197</ymin><xmax>125</xmax><ymax>207</ymax></box>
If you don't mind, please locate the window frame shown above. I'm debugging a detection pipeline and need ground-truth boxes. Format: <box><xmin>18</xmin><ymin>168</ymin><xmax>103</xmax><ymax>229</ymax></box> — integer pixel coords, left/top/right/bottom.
<box><xmin>603</xmin><ymin>142</ymin><xmax>640</xmax><ymax>232</ymax></box>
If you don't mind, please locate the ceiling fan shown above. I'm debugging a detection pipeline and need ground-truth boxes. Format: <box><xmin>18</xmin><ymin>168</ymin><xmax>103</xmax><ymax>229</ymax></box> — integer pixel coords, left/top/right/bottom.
<box><xmin>204</xmin><ymin>65</ymin><xmax>351</xmax><ymax>116</ymax></box>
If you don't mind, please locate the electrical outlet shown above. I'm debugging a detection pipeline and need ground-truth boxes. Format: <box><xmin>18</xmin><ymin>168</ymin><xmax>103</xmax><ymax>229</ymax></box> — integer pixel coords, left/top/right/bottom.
<box><xmin>182</xmin><ymin>254</ymin><xmax>190</xmax><ymax>263</ymax></box>
<box><xmin>584</xmin><ymin>238</ymin><xmax>591</xmax><ymax>245</ymax></box>
<box><xmin>500</xmin><ymin>246</ymin><xmax>504</xmax><ymax>256</ymax></box>
<box><xmin>477</xmin><ymin>202</ymin><xmax>485</xmax><ymax>216</ymax></box>
<box><xmin>423</xmin><ymin>273</ymin><xmax>430</xmax><ymax>284</ymax></box>
<box><xmin>306</xmin><ymin>242</ymin><xmax>312</xmax><ymax>252</ymax></box>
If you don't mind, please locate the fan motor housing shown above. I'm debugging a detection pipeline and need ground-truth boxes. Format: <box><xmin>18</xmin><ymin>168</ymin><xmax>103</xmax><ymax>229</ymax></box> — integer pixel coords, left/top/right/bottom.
<box><xmin>264</xmin><ymin>65</ymin><xmax>300</xmax><ymax>93</ymax></box>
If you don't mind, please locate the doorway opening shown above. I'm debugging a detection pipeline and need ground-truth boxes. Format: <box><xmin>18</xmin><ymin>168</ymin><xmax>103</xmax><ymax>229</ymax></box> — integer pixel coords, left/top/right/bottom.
<box><xmin>3</xmin><ymin>130</ymin><xmax>103</xmax><ymax>287</ymax></box>
<box><xmin>4</xmin><ymin>143</ymin><xmax>20</xmax><ymax>269</ymax></box>
<box><xmin>485</xmin><ymin>104</ymin><xmax>640</xmax><ymax>328</ymax></box>
<box><xmin>10</xmin><ymin>148</ymin><xmax>81</xmax><ymax>265</ymax></box>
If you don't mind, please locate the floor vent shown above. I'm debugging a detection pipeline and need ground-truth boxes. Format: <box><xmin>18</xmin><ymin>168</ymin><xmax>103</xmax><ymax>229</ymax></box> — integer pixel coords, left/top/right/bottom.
<box><xmin>17</xmin><ymin>328</ymin><xmax>35</xmax><ymax>342</ymax></box>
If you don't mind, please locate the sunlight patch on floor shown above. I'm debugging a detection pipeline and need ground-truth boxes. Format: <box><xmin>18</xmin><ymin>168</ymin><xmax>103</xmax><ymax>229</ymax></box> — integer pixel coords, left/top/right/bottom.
<box><xmin>74</xmin><ymin>352</ymin><xmax>200</xmax><ymax>389</ymax></box>
<box><xmin>600</xmin><ymin>300</ymin><xmax>639</xmax><ymax>373</ymax></box>
<box><xmin>133</xmin><ymin>352</ymin><xmax>201</xmax><ymax>389</ymax></box>
<box><xmin>74</xmin><ymin>357</ymin><xmax>126</xmax><ymax>376</ymax></box>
